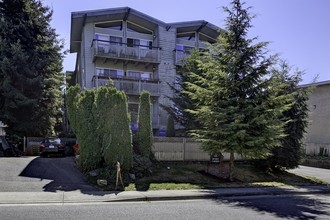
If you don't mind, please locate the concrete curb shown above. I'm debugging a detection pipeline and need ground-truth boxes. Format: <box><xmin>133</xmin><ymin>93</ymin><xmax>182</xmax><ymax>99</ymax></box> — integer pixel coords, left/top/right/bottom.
<box><xmin>0</xmin><ymin>186</ymin><xmax>329</xmax><ymax>205</ymax></box>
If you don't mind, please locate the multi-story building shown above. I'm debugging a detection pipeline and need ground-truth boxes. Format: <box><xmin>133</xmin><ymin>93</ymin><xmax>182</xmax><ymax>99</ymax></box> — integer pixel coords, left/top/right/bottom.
<box><xmin>303</xmin><ymin>80</ymin><xmax>330</xmax><ymax>155</ymax></box>
<box><xmin>70</xmin><ymin>7</ymin><xmax>220</xmax><ymax>134</ymax></box>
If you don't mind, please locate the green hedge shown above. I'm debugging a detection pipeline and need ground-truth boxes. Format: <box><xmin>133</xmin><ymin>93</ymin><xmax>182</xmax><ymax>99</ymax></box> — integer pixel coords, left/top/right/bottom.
<box><xmin>67</xmin><ymin>85</ymin><xmax>132</xmax><ymax>172</ymax></box>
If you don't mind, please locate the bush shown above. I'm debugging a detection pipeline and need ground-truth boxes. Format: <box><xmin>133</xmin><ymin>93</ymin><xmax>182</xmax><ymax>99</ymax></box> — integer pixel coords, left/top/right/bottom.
<box><xmin>67</xmin><ymin>85</ymin><xmax>133</xmax><ymax>173</ymax></box>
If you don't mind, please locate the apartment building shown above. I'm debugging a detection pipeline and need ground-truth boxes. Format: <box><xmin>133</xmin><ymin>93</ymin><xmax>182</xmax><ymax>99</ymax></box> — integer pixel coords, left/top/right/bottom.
<box><xmin>303</xmin><ymin>80</ymin><xmax>330</xmax><ymax>154</ymax></box>
<box><xmin>70</xmin><ymin>7</ymin><xmax>220</xmax><ymax>134</ymax></box>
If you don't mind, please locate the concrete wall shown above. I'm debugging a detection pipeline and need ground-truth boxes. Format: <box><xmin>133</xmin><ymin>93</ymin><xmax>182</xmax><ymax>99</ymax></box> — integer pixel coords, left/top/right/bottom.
<box><xmin>304</xmin><ymin>83</ymin><xmax>330</xmax><ymax>153</ymax></box>
<box><xmin>157</xmin><ymin>25</ymin><xmax>177</xmax><ymax>129</ymax></box>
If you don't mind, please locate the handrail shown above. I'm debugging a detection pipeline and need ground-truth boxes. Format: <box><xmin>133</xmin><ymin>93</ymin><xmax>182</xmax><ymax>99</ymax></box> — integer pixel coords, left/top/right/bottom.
<box><xmin>92</xmin><ymin>75</ymin><xmax>160</xmax><ymax>83</ymax></box>
<box><xmin>91</xmin><ymin>39</ymin><xmax>161</xmax><ymax>50</ymax></box>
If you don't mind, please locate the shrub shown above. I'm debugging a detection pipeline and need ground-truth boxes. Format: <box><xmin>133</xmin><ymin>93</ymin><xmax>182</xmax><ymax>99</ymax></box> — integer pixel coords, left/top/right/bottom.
<box><xmin>67</xmin><ymin>85</ymin><xmax>132</xmax><ymax>172</ymax></box>
<box><xmin>166</xmin><ymin>115</ymin><xmax>175</xmax><ymax>137</ymax></box>
<box><xmin>136</xmin><ymin>91</ymin><xmax>153</xmax><ymax>158</ymax></box>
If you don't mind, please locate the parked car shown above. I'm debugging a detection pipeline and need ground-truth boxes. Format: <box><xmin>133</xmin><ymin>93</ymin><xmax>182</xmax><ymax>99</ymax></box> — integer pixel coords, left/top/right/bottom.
<box><xmin>39</xmin><ymin>137</ymin><xmax>64</xmax><ymax>157</ymax></box>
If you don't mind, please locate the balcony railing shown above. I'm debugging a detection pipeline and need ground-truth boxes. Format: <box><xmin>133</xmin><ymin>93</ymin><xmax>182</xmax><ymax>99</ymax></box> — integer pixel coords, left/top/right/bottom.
<box><xmin>92</xmin><ymin>76</ymin><xmax>160</xmax><ymax>96</ymax></box>
<box><xmin>91</xmin><ymin>40</ymin><xmax>160</xmax><ymax>64</ymax></box>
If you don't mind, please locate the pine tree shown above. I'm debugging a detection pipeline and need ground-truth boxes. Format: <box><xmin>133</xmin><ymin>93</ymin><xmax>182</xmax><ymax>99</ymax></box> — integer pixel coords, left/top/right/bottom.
<box><xmin>161</xmin><ymin>51</ymin><xmax>201</xmax><ymax>133</ymax></box>
<box><xmin>184</xmin><ymin>0</ymin><xmax>292</xmax><ymax>181</ymax></box>
<box><xmin>263</xmin><ymin>61</ymin><xmax>311</xmax><ymax>171</ymax></box>
<box><xmin>0</xmin><ymin>0</ymin><xmax>64</xmax><ymax>136</ymax></box>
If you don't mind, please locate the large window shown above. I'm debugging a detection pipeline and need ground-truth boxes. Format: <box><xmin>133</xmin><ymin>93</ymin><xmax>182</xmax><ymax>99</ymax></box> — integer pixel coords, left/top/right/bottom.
<box><xmin>127</xmin><ymin>70</ymin><xmax>152</xmax><ymax>80</ymax></box>
<box><xmin>177</xmin><ymin>32</ymin><xmax>195</xmax><ymax>41</ymax></box>
<box><xmin>127</xmin><ymin>22</ymin><xmax>152</xmax><ymax>35</ymax></box>
<box><xmin>176</xmin><ymin>44</ymin><xmax>194</xmax><ymax>61</ymax></box>
<box><xmin>95</xmin><ymin>34</ymin><xmax>110</xmax><ymax>52</ymax></box>
<box><xmin>110</xmin><ymin>36</ymin><xmax>122</xmax><ymax>45</ymax></box>
<box><xmin>96</xmin><ymin>68</ymin><xmax>124</xmax><ymax>78</ymax></box>
<box><xmin>127</xmin><ymin>38</ymin><xmax>152</xmax><ymax>49</ymax></box>
<box><xmin>95</xmin><ymin>21</ymin><xmax>122</xmax><ymax>30</ymax></box>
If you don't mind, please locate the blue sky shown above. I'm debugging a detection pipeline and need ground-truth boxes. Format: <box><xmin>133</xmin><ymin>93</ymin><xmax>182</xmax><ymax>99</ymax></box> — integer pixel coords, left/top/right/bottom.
<box><xmin>43</xmin><ymin>0</ymin><xmax>330</xmax><ymax>84</ymax></box>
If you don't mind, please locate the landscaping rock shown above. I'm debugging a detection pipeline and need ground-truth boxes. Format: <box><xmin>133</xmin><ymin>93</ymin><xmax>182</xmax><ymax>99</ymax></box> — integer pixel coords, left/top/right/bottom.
<box><xmin>88</xmin><ymin>169</ymin><xmax>99</xmax><ymax>177</ymax></box>
<box><xmin>97</xmin><ymin>179</ymin><xmax>107</xmax><ymax>186</ymax></box>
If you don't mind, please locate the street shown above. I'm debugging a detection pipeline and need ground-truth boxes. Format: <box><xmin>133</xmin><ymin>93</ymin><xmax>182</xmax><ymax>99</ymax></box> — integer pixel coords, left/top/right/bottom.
<box><xmin>0</xmin><ymin>194</ymin><xmax>329</xmax><ymax>220</ymax></box>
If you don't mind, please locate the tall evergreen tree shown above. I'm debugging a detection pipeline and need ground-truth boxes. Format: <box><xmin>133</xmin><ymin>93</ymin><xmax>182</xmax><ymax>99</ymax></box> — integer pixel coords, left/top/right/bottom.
<box><xmin>161</xmin><ymin>51</ymin><xmax>202</xmax><ymax>133</ymax></box>
<box><xmin>262</xmin><ymin>61</ymin><xmax>310</xmax><ymax>171</ymax></box>
<box><xmin>0</xmin><ymin>0</ymin><xmax>64</xmax><ymax>136</ymax></box>
<box><xmin>136</xmin><ymin>91</ymin><xmax>153</xmax><ymax>158</ymax></box>
<box><xmin>184</xmin><ymin>0</ymin><xmax>292</xmax><ymax>181</ymax></box>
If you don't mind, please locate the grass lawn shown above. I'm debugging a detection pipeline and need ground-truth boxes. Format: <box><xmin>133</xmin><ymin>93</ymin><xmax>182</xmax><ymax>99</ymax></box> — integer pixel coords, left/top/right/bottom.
<box><xmin>89</xmin><ymin>161</ymin><xmax>328</xmax><ymax>191</ymax></box>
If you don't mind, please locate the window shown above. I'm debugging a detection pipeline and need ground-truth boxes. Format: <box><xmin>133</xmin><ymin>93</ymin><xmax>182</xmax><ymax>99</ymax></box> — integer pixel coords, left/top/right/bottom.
<box><xmin>127</xmin><ymin>22</ymin><xmax>152</xmax><ymax>34</ymax></box>
<box><xmin>96</xmin><ymin>68</ymin><xmax>123</xmax><ymax>78</ymax></box>
<box><xmin>127</xmin><ymin>38</ymin><xmax>152</xmax><ymax>49</ymax></box>
<box><xmin>141</xmin><ymin>72</ymin><xmax>151</xmax><ymax>80</ymax></box>
<box><xmin>127</xmin><ymin>71</ymin><xmax>140</xmax><ymax>79</ymax></box>
<box><xmin>177</xmin><ymin>32</ymin><xmax>195</xmax><ymax>41</ymax></box>
<box><xmin>95</xmin><ymin>21</ymin><xmax>122</xmax><ymax>30</ymax></box>
<box><xmin>176</xmin><ymin>44</ymin><xmax>194</xmax><ymax>61</ymax></box>
<box><xmin>110</xmin><ymin>36</ymin><xmax>122</xmax><ymax>45</ymax></box>
<box><xmin>95</xmin><ymin>34</ymin><xmax>110</xmax><ymax>52</ymax></box>
<box><xmin>199</xmin><ymin>33</ymin><xmax>217</xmax><ymax>44</ymax></box>
<box><xmin>176</xmin><ymin>44</ymin><xmax>194</xmax><ymax>52</ymax></box>
<box><xmin>127</xmin><ymin>70</ymin><xmax>152</xmax><ymax>80</ymax></box>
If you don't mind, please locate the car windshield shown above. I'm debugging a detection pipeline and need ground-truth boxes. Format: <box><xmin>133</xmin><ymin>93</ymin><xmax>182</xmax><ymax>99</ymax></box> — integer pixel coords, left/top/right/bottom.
<box><xmin>46</xmin><ymin>138</ymin><xmax>61</xmax><ymax>144</ymax></box>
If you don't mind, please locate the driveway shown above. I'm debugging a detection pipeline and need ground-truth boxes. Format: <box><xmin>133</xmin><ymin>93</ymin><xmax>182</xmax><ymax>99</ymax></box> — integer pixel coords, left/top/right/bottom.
<box><xmin>289</xmin><ymin>165</ymin><xmax>330</xmax><ymax>183</ymax></box>
<box><xmin>0</xmin><ymin>156</ymin><xmax>98</xmax><ymax>192</ymax></box>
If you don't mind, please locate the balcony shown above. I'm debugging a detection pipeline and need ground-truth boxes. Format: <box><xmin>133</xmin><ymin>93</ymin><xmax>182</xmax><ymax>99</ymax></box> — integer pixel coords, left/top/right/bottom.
<box><xmin>92</xmin><ymin>76</ymin><xmax>160</xmax><ymax>97</ymax></box>
<box><xmin>91</xmin><ymin>40</ymin><xmax>160</xmax><ymax>64</ymax></box>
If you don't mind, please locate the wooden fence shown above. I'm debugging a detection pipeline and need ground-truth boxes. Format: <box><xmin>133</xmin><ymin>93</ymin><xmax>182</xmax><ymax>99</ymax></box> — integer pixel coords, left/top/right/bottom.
<box><xmin>152</xmin><ymin>137</ymin><xmax>243</xmax><ymax>161</ymax></box>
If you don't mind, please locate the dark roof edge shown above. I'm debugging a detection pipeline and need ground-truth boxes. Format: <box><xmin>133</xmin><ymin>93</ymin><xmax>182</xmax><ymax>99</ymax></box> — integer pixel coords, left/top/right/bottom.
<box><xmin>71</xmin><ymin>7</ymin><xmax>167</xmax><ymax>27</ymax></box>
<box><xmin>300</xmin><ymin>80</ymin><xmax>330</xmax><ymax>88</ymax></box>
<box><xmin>71</xmin><ymin>7</ymin><xmax>222</xmax><ymax>31</ymax></box>
<box><xmin>168</xmin><ymin>20</ymin><xmax>221</xmax><ymax>32</ymax></box>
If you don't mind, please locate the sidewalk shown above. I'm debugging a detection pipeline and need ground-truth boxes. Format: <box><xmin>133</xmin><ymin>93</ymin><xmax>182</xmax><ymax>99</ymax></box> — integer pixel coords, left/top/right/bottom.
<box><xmin>1</xmin><ymin>185</ymin><xmax>330</xmax><ymax>205</ymax></box>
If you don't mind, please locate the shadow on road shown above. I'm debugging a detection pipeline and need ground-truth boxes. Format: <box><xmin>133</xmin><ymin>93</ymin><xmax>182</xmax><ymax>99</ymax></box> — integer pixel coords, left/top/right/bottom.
<box><xmin>19</xmin><ymin>156</ymin><xmax>100</xmax><ymax>193</ymax></box>
<box><xmin>215</xmin><ymin>190</ymin><xmax>330</xmax><ymax>219</ymax></box>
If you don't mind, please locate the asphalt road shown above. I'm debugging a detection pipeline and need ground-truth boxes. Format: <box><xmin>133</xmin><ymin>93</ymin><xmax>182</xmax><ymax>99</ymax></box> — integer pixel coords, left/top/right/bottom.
<box><xmin>0</xmin><ymin>156</ymin><xmax>98</xmax><ymax>192</ymax></box>
<box><xmin>0</xmin><ymin>194</ymin><xmax>329</xmax><ymax>220</ymax></box>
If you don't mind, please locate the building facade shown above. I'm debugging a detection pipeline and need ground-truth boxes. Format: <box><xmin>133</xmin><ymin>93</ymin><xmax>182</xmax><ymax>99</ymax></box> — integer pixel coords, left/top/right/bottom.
<box><xmin>303</xmin><ymin>80</ymin><xmax>330</xmax><ymax>155</ymax></box>
<box><xmin>70</xmin><ymin>7</ymin><xmax>220</xmax><ymax>134</ymax></box>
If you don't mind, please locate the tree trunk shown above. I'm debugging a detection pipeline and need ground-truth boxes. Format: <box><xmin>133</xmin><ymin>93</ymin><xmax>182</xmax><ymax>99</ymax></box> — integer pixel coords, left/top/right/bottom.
<box><xmin>229</xmin><ymin>151</ymin><xmax>235</xmax><ymax>181</ymax></box>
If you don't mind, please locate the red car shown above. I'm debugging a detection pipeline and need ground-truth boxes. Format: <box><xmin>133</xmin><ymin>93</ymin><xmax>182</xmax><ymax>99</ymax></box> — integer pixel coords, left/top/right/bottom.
<box><xmin>39</xmin><ymin>137</ymin><xmax>64</xmax><ymax>157</ymax></box>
